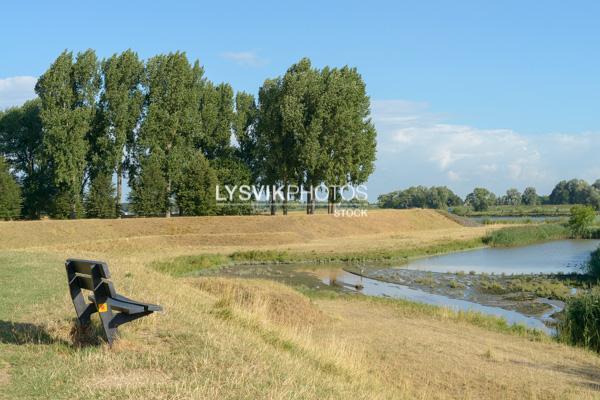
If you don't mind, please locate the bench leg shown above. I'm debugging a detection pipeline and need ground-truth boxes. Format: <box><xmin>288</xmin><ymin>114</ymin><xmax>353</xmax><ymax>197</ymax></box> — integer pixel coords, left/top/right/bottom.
<box><xmin>96</xmin><ymin>303</ymin><xmax>118</xmax><ymax>346</ymax></box>
<box><xmin>69</xmin><ymin>285</ymin><xmax>97</xmax><ymax>327</ymax></box>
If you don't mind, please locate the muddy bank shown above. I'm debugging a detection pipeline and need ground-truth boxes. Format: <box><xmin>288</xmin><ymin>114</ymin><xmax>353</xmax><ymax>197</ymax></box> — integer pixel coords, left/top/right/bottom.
<box><xmin>345</xmin><ymin>266</ymin><xmax>573</xmax><ymax>322</ymax></box>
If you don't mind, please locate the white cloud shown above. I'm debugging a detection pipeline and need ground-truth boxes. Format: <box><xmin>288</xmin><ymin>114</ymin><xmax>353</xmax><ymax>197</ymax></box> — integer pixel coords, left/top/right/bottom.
<box><xmin>367</xmin><ymin>99</ymin><xmax>600</xmax><ymax>197</ymax></box>
<box><xmin>0</xmin><ymin>76</ymin><xmax>37</xmax><ymax>110</ymax></box>
<box><xmin>220</xmin><ymin>51</ymin><xmax>268</xmax><ymax>67</ymax></box>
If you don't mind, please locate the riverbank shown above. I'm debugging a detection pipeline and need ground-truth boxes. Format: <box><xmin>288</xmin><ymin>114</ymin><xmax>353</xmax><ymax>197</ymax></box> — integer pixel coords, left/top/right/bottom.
<box><xmin>1</xmin><ymin>211</ymin><xmax>599</xmax><ymax>399</ymax></box>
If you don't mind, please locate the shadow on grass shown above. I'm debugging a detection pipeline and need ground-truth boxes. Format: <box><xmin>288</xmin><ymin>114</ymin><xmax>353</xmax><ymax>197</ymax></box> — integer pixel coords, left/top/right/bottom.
<box><xmin>0</xmin><ymin>320</ymin><xmax>62</xmax><ymax>345</ymax></box>
<box><xmin>0</xmin><ymin>319</ymin><xmax>104</xmax><ymax>347</ymax></box>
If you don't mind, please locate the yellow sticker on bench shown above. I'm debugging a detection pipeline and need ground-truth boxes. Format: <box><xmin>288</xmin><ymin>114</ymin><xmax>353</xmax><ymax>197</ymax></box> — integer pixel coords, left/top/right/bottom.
<box><xmin>98</xmin><ymin>303</ymin><xmax>108</xmax><ymax>313</ymax></box>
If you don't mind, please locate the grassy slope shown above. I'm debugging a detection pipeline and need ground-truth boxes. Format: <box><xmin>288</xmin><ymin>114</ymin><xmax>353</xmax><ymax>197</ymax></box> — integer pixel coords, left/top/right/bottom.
<box><xmin>0</xmin><ymin>210</ymin><xmax>599</xmax><ymax>399</ymax></box>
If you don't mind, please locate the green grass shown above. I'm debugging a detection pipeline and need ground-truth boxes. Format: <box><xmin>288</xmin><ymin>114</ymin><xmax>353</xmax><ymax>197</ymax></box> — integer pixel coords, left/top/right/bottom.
<box><xmin>152</xmin><ymin>238</ymin><xmax>486</xmax><ymax>276</ymax></box>
<box><xmin>482</xmin><ymin>224</ymin><xmax>568</xmax><ymax>247</ymax></box>
<box><xmin>558</xmin><ymin>287</ymin><xmax>600</xmax><ymax>353</ymax></box>
<box><xmin>0</xmin><ymin>252</ymin><xmax>91</xmax><ymax>399</ymax></box>
<box><xmin>0</xmin><ymin>252</ymin><xmax>65</xmax><ymax>319</ymax></box>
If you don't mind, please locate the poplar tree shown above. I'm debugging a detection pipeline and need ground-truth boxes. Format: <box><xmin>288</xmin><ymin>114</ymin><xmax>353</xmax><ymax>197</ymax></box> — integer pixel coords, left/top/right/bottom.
<box><xmin>97</xmin><ymin>50</ymin><xmax>144</xmax><ymax>216</ymax></box>
<box><xmin>321</xmin><ymin>66</ymin><xmax>376</xmax><ymax>213</ymax></box>
<box><xmin>233</xmin><ymin>92</ymin><xmax>258</xmax><ymax>176</ymax></box>
<box><xmin>280</xmin><ymin>59</ymin><xmax>324</xmax><ymax>214</ymax></box>
<box><xmin>134</xmin><ymin>52</ymin><xmax>203</xmax><ymax>217</ymax></box>
<box><xmin>198</xmin><ymin>82</ymin><xmax>235</xmax><ymax>159</ymax></box>
<box><xmin>255</xmin><ymin>58</ymin><xmax>377</xmax><ymax>215</ymax></box>
<box><xmin>256</xmin><ymin>78</ymin><xmax>285</xmax><ymax>215</ymax></box>
<box><xmin>35</xmin><ymin>50</ymin><xmax>100</xmax><ymax>218</ymax></box>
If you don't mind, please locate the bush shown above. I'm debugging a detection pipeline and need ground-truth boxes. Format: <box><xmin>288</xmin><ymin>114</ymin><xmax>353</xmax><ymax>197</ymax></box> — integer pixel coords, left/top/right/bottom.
<box><xmin>568</xmin><ymin>205</ymin><xmax>597</xmax><ymax>238</ymax></box>
<box><xmin>558</xmin><ymin>288</ymin><xmax>600</xmax><ymax>353</ymax></box>
<box><xmin>587</xmin><ymin>246</ymin><xmax>600</xmax><ymax>280</ymax></box>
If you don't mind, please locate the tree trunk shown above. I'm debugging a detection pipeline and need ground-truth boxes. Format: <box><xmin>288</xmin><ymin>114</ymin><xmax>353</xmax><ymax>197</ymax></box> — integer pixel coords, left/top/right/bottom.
<box><xmin>70</xmin><ymin>202</ymin><xmax>77</xmax><ymax>219</ymax></box>
<box><xmin>309</xmin><ymin>186</ymin><xmax>316</xmax><ymax>214</ymax></box>
<box><xmin>116</xmin><ymin>166</ymin><xmax>122</xmax><ymax>218</ymax></box>
<box><xmin>328</xmin><ymin>190</ymin><xmax>336</xmax><ymax>214</ymax></box>
<box><xmin>270</xmin><ymin>188</ymin><xmax>276</xmax><ymax>215</ymax></box>
<box><xmin>283</xmin><ymin>185</ymin><xmax>288</xmax><ymax>215</ymax></box>
<box><xmin>165</xmin><ymin>179</ymin><xmax>171</xmax><ymax>218</ymax></box>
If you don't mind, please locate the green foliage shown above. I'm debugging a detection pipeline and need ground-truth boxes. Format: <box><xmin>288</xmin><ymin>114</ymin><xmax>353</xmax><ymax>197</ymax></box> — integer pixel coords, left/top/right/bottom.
<box><xmin>586</xmin><ymin>246</ymin><xmax>600</xmax><ymax>280</ymax></box>
<box><xmin>465</xmin><ymin>188</ymin><xmax>496</xmax><ymax>211</ymax></box>
<box><xmin>197</xmin><ymin>82</ymin><xmax>235</xmax><ymax>159</ymax></box>
<box><xmin>559</xmin><ymin>288</ymin><xmax>600</xmax><ymax>353</ymax></box>
<box><xmin>568</xmin><ymin>205</ymin><xmax>596</xmax><ymax>238</ymax></box>
<box><xmin>35</xmin><ymin>50</ymin><xmax>100</xmax><ymax>218</ymax></box>
<box><xmin>378</xmin><ymin>186</ymin><xmax>462</xmax><ymax>209</ymax></box>
<box><xmin>550</xmin><ymin>179</ymin><xmax>600</xmax><ymax>209</ymax></box>
<box><xmin>97</xmin><ymin>50</ymin><xmax>144</xmax><ymax>215</ymax></box>
<box><xmin>483</xmin><ymin>224</ymin><xmax>568</xmax><ymax>247</ymax></box>
<box><xmin>129</xmin><ymin>155</ymin><xmax>169</xmax><ymax>216</ymax></box>
<box><xmin>0</xmin><ymin>99</ymin><xmax>49</xmax><ymax>218</ymax></box>
<box><xmin>135</xmin><ymin>52</ymin><xmax>204</xmax><ymax>217</ymax></box>
<box><xmin>521</xmin><ymin>187</ymin><xmax>539</xmax><ymax>205</ymax></box>
<box><xmin>210</xmin><ymin>156</ymin><xmax>253</xmax><ymax>215</ymax></box>
<box><xmin>85</xmin><ymin>173</ymin><xmax>116</xmax><ymax>218</ymax></box>
<box><xmin>233</xmin><ymin>92</ymin><xmax>259</xmax><ymax>177</ymax></box>
<box><xmin>49</xmin><ymin>189</ymin><xmax>81</xmax><ymax>219</ymax></box>
<box><xmin>256</xmin><ymin>58</ymin><xmax>377</xmax><ymax>214</ymax></box>
<box><xmin>174</xmin><ymin>151</ymin><xmax>217</xmax><ymax>216</ymax></box>
<box><xmin>0</xmin><ymin>157</ymin><xmax>22</xmax><ymax>219</ymax></box>
<box><xmin>498</xmin><ymin>188</ymin><xmax>522</xmax><ymax>206</ymax></box>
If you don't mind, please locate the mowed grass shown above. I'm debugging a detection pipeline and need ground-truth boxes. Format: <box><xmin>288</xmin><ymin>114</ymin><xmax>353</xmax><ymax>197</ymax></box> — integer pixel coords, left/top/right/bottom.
<box><xmin>0</xmin><ymin>210</ymin><xmax>599</xmax><ymax>399</ymax></box>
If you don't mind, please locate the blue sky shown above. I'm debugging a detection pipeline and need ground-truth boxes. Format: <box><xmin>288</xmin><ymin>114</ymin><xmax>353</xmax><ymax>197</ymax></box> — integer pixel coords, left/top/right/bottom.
<box><xmin>1</xmin><ymin>1</ymin><xmax>599</xmax><ymax>198</ymax></box>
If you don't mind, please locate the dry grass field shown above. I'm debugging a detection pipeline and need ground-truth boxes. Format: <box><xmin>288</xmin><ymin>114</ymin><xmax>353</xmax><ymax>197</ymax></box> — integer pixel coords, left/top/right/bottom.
<box><xmin>1</xmin><ymin>209</ymin><xmax>599</xmax><ymax>399</ymax></box>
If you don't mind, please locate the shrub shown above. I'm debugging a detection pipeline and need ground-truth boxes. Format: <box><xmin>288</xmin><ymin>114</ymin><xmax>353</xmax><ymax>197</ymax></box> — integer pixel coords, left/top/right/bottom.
<box><xmin>587</xmin><ymin>246</ymin><xmax>600</xmax><ymax>280</ymax></box>
<box><xmin>568</xmin><ymin>205</ymin><xmax>597</xmax><ymax>238</ymax></box>
<box><xmin>558</xmin><ymin>288</ymin><xmax>600</xmax><ymax>353</ymax></box>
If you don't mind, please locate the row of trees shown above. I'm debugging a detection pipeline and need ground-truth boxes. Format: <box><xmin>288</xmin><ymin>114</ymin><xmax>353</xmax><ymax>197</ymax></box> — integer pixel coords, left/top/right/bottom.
<box><xmin>0</xmin><ymin>50</ymin><xmax>377</xmax><ymax>219</ymax></box>
<box><xmin>379</xmin><ymin>179</ymin><xmax>600</xmax><ymax>212</ymax></box>
<box><xmin>377</xmin><ymin>186</ymin><xmax>463</xmax><ymax>209</ymax></box>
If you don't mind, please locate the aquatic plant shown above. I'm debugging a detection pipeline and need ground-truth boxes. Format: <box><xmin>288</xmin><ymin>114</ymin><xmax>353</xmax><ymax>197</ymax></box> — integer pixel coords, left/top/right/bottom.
<box><xmin>482</xmin><ymin>224</ymin><xmax>568</xmax><ymax>247</ymax></box>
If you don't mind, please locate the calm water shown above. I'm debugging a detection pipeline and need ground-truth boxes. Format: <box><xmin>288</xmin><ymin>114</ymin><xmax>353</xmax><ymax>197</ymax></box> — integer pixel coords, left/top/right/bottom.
<box><xmin>314</xmin><ymin>269</ymin><xmax>552</xmax><ymax>332</ymax></box>
<box><xmin>403</xmin><ymin>239</ymin><xmax>600</xmax><ymax>275</ymax></box>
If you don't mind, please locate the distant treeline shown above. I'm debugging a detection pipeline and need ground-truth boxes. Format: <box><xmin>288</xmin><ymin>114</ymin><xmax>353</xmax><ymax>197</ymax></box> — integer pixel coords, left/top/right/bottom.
<box><xmin>0</xmin><ymin>50</ymin><xmax>376</xmax><ymax>220</ymax></box>
<box><xmin>378</xmin><ymin>179</ymin><xmax>600</xmax><ymax>211</ymax></box>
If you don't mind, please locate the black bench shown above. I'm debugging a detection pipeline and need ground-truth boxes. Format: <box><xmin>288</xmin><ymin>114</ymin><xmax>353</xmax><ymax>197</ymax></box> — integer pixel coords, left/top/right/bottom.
<box><xmin>65</xmin><ymin>258</ymin><xmax>162</xmax><ymax>345</ymax></box>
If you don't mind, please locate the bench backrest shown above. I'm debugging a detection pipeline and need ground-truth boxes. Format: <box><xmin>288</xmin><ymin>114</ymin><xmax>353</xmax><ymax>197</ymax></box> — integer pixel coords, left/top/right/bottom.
<box><xmin>65</xmin><ymin>259</ymin><xmax>117</xmax><ymax>299</ymax></box>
